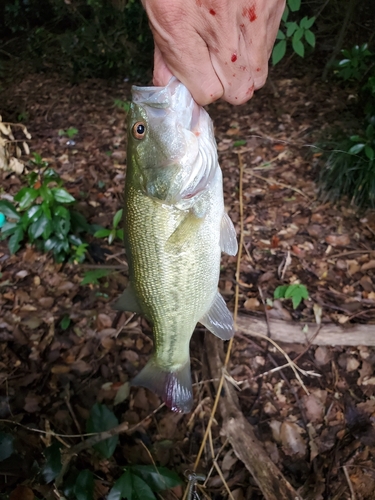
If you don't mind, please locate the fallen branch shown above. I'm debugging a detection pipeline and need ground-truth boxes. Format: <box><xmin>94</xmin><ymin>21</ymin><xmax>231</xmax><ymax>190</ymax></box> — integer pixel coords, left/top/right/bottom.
<box><xmin>206</xmin><ymin>334</ymin><xmax>302</xmax><ymax>500</ymax></box>
<box><xmin>236</xmin><ymin>314</ymin><xmax>375</xmax><ymax>346</ymax></box>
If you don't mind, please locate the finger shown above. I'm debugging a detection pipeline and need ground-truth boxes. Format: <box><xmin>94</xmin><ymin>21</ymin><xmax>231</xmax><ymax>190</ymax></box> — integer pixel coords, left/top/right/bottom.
<box><xmin>148</xmin><ymin>24</ymin><xmax>224</xmax><ymax>105</ymax></box>
<box><xmin>153</xmin><ymin>44</ymin><xmax>174</xmax><ymax>86</ymax></box>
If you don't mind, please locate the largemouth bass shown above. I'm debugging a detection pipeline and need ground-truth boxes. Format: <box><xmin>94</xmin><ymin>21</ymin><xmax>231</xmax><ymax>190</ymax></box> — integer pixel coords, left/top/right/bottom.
<box><xmin>115</xmin><ymin>78</ymin><xmax>238</xmax><ymax>413</ymax></box>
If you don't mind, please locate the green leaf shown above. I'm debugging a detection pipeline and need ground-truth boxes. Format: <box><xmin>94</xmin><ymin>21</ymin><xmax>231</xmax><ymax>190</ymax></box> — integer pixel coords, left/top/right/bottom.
<box><xmin>42</xmin><ymin>442</ymin><xmax>62</xmax><ymax>483</ymax></box>
<box><xmin>8</xmin><ymin>226</ymin><xmax>24</xmax><ymax>254</ymax></box>
<box><xmin>293</xmin><ymin>27</ymin><xmax>304</xmax><ymax>43</ymax></box>
<box><xmin>81</xmin><ymin>269</ymin><xmax>113</xmax><ymax>285</ymax></box>
<box><xmin>23</xmin><ymin>205</ymin><xmax>43</xmax><ymax>224</ymax></box>
<box><xmin>132</xmin><ymin>474</ymin><xmax>157</xmax><ymax>500</ymax></box>
<box><xmin>40</xmin><ymin>185</ymin><xmax>54</xmax><ymax>204</ymax></box>
<box><xmin>349</xmin><ymin>143</ymin><xmax>365</xmax><ymax>154</ymax></box>
<box><xmin>86</xmin><ymin>403</ymin><xmax>119</xmax><ymax>458</ymax></box>
<box><xmin>285</xmin><ymin>21</ymin><xmax>298</xmax><ymax>37</ymax></box>
<box><xmin>54</xmin><ymin>205</ymin><xmax>70</xmax><ymax>219</ymax></box>
<box><xmin>0</xmin><ymin>432</ymin><xmax>14</xmax><ymax>461</ymax></box>
<box><xmin>116</xmin><ymin>229</ymin><xmax>124</xmax><ymax>241</ymax></box>
<box><xmin>350</xmin><ymin>135</ymin><xmax>364</xmax><ymax>143</ymax></box>
<box><xmin>274</xmin><ymin>285</ymin><xmax>289</xmax><ymax>299</ymax></box>
<box><xmin>281</xmin><ymin>5</ymin><xmax>289</xmax><ymax>22</ymax></box>
<box><xmin>74</xmin><ymin>469</ymin><xmax>94</xmax><ymax>500</ymax></box>
<box><xmin>291</xmin><ymin>291</ymin><xmax>303</xmax><ymax>309</ymax></box>
<box><xmin>43</xmin><ymin>169</ymin><xmax>60</xmax><ymax>181</ymax></box>
<box><xmin>108</xmin><ymin>229</ymin><xmax>116</xmax><ymax>245</ymax></box>
<box><xmin>53</xmin><ymin>216</ymin><xmax>71</xmax><ymax>239</ymax></box>
<box><xmin>0</xmin><ymin>200</ymin><xmax>20</xmax><ymax>220</ymax></box>
<box><xmin>94</xmin><ymin>228</ymin><xmax>111</xmax><ymax>238</ymax></box>
<box><xmin>52</xmin><ymin>188</ymin><xmax>75</xmax><ymax>204</ymax></box>
<box><xmin>365</xmin><ymin>145</ymin><xmax>374</xmax><ymax>161</ymax></box>
<box><xmin>14</xmin><ymin>187</ymin><xmax>39</xmax><ymax>210</ymax></box>
<box><xmin>272</xmin><ymin>40</ymin><xmax>286</xmax><ymax>65</ymax></box>
<box><xmin>60</xmin><ymin>315</ymin><xmax>71</xmax><ymax>330</ymax></box>
<box><xmin>113</xmin><ymin>209</ymin><xmax>123</xmax><ymax>229</ymax></box>
<box><xmin>304</xmin><ymin>30</ymin><xmax>315</xmax><ymax>48</ymax></box>
<box><xmin>233</xmin><ymin>140</ymin><xmax>247</xmax><ymax>147</ymax></box>
<box><xmin>288</xmin><ymin>0</ymin><xmax>301</xmax><ymax>12</ymax></box>
<box><xmin>0</xmin><ymin>221</ymin><xmax>18</xmax><ymax>238</ymax></box>
<box><xmin>292</xmin><ymin>38</ymin><xmax>304</xmax><ymax>57</ymax></box>
<box><xmin>28</xmin><ymin>213</ymin><xmax>51</xmax><ymax>240</ymax></box>
<box><xmin>131</xmin><ymin>465</ymin><xmax>182</xmax><ymax>492</ymax></box>
<box><xmin>107</xmin><ymin>469</ymin><xmax>133</xmax><ymax>500</ymax></box>
<box><xmin>71</xmin><ymin>211</ymin><xmax>91</xmax><ymax>232</ymax></box>
<box><xmin>276</xmin><ymin>29</ymin><xmax>285</xmax><ymax>40</ymax></box>
<box><xmin>303</xmin><ymin>16</ymin><xmax>315</xmax><ymax>29</ymax></box>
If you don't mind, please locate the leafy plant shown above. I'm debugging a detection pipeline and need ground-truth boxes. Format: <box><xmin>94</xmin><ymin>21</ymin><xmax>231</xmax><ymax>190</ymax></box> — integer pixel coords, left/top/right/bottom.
<box><xmin>86</xmin><ymin>403</ymin><xmax>119</xmax><ymax>458</ymax></box>
<box><xmin>108</xmin><ymin>465</ymin><xmax>182</xmax><ymax>500</ymax></box>
<box><xmin>272</xmin><ymin>0</ymin><xmax>316</xmax><ymax>65</ymax></box>
<box><xmin>114</xmin><ymin>99</ymin><xmax>131</xmax><ymax>113</ymax></box>
<box><xmin>58</xmin><ymin>127</ymin><xmax>78</xmax><ymax>139</ymax></box>
<box><xmin>94</xmin><ymin>209</ymin><xmax>124</xmax><ymax>244</ymax></box>
<box><xmin>274</xmin><ymin>283</ymin><xmax>309</xmax><ymax>309</ymax></box>
<box><xmin>335</xmin><ymin>43</ymin><xmax>373</xmax><ymax>81</ymax></box>
<box><xmin>0</xmin><ymin>164</ymin><xmax>90</xmax><ymax>262</ymax></box>
<box><xmin>81</xmin><ymin>268</ymin><xmax>113</xmax><ymax>285</ymax></box>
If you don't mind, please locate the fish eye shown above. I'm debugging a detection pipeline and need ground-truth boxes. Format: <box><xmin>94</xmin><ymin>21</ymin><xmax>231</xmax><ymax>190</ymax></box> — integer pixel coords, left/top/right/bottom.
<box><xmin>132</xmin><ymin>121</ymin><xmax>146</xmax><ymax>140</ymax></box>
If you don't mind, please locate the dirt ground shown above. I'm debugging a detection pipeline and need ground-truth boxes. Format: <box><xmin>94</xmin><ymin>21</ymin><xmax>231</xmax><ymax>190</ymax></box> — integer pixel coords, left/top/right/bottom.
<box><xmin>1</xmin><ymin>64</ymin><xmax>375</xmax><ymax>499</ymax></box>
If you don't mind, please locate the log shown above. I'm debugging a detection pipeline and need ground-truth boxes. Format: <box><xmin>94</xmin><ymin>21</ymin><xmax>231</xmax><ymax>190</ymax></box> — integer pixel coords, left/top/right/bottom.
<box><xmin>236</xmin><ymin>314</ymin><xmax>375</xmax><ymax>346</ymax></box>
<box><xmin>206</xmin><ymin>335</ymin><xmax>303</xmax><ymax>500</ymax></box>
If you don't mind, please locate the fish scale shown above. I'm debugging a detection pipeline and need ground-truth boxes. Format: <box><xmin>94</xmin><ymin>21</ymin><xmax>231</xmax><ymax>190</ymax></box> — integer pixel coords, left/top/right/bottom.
<box><xmin>114</xmin><ymin>78</ymin><xmax>238</xmax><ymax>412</ymax></box>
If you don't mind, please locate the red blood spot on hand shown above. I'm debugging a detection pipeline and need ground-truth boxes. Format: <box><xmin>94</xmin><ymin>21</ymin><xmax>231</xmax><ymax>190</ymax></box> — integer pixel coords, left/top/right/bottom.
<box><xmin>209</xmin><ymin>8</ymin><xmax>216</xmax><ymax>15</ymax></box>
<box><xmin>240</xmin><ymin>23</ymin><xmax>245</xmax><ymax>30</ymax></box>
<box><xmin>239</xmin><ymin>65</ymin><xmax>247</xmax><ymax>71</ymax></box>
<box><xmin>232</xmin><ymin>74</ymin><xmax>236</xmax><ymax>77</ymax></box>
<box><xmin>246</xmin><ymin>84</ymin><xmax>255</xmax><ymax>95</ymax></box>
<box><xmin>256</xmin><ymin>67</ymin><xmax>261</xmax><ymax>72</ymax></box>
<box><xmin>231</xmin><ymin>53</ymin><xmax>237</xmax><ymax>62</ymax></box>
<box><xmin>196</xmin><ymin>0</ymin><xmax>202</xmax><ymax>5</ymax></box>
<box><xmin>242</xmin><ymin>5</ymin><xmax>257</xmax><ymax>22</ymax></box>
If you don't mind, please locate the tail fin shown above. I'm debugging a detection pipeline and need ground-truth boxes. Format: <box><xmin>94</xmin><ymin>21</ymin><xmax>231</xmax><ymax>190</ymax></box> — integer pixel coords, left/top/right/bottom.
<box><xmin>131</xmin><ymin>357</ymin><xmax>193</xmax><ymax>413</ymax></box>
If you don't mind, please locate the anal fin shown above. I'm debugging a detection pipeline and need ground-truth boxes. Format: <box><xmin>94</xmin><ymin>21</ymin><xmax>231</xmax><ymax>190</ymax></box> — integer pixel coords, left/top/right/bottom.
<box><xmin>112</xmin><ymin>283</ymin><xmax>142</xmax><ymax>313</ymax></box>
<box><xmin>199</xmin><ymin>292</ymin><xmax>235</xmax><ymax>340</ymax></box>
<box><xmin>132</xmin><ymin>357</ymin><xmax>193</xmax><ymax>413</ymax></box>
<box><xmin>220</xmin><ymin>212</ymin><xmax>238</xmax><ymax>256</ymax></box>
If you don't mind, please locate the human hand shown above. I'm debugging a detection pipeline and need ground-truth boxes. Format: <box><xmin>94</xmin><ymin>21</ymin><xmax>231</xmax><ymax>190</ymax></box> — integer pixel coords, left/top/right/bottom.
<box><xmin>141</xmin><ymin>0</ymin><xmax>285</xmax><ymax>105</ymax></box>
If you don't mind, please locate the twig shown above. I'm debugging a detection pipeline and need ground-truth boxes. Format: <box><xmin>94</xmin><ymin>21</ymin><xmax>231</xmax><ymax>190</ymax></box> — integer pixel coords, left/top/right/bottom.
<box><xmin>343</xmin><ymin>465</ymin><xmax>356</xmax><ymax>500</ymax></box>
<box><xmin>247</xmin><ymin>170</ymin><xmax>309</xmax><ymax>199</ymax></box>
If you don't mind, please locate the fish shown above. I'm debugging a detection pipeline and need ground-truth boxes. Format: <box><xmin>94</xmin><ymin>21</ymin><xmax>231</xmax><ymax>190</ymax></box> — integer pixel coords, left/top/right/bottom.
<box><xmin>114</xmin><ymin>77</ymin><xmax>238</xmax><ymax>413</ymax></box>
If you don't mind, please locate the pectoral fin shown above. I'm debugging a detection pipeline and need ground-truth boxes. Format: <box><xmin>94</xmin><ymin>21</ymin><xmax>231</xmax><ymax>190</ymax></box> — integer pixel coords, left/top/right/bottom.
<box><xmin>112</xmin><ymin>283</ymin><xmax>142</xmax><ymax>313</ymax></box>
<box><xmin>220</xmin><ymin>212</ymin><xmax>238</xmax><ymax>256</ymax></box>
<box><xmin>199</xmin><ymin>292</ymin><xmax>235</xmax><ymax>340</ymax></box>
<box><xmin>166</xmin><ymin>212</ymin><xmax>204</xmax><ymax>253</ymax></box>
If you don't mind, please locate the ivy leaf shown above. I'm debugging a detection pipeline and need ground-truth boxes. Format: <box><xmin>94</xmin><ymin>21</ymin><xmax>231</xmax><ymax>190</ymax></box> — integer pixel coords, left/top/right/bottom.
<box><xmin>0</xmin><ymin>432</ymin><xmax>14</xmax><ymax>461</ymax></box>
<box><xmin>42</xmin><ymin>442</ymin><xmax>62</xmax><ymax>483</ymax></box>
<box><xmin>272</xmin><ymin>40</ymin><xmax>286</xmax><ymax>65</ymax></box>
<box><xmin>285</xmin><ymin>21</ymin><xmax>298</xmax><ymax>37</ymax></box>
<box><xmin>132</xmin><ymin>474</ymin><xmax>157</xmax><ymax>500</ymax></box>
<box><xmin>131</xmin><ymin>465</ymin><xmax>182</xmax><ymax>492</ymax></box>
<box><xmin>74</xmin><ymin>470</ymin><xmax>95</xmax><ymax>500</ymax></box>
<box><xmin>276</xmin><ymin>29</ymin><xmax>285</xmax><ymax>40</ymax></box>
<box><xmin>86</xmin><ymin>403</ymin><xmax>119</xmax><ymax>458</ymax></box>
<box><xmin>107</xmin><ymin>469</ymin><xmax>133</xmax><ymax>500</ymax></box>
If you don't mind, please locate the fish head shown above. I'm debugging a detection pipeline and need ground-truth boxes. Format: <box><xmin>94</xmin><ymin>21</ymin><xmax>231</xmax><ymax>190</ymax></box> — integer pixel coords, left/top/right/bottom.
<box><xmin>127</xmin><ymin>77</ymin><xmax>218</xmax><ymax>204</ymax></box>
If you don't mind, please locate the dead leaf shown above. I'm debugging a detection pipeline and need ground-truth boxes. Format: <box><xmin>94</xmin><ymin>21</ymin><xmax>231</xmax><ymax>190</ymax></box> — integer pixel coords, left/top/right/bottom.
<box><xmin>325</xmin><ymin>234</ymin><xmax>350</xmax><ymax>247</ymax></box>
<box><xmin>243</xmin><ymin>297</ymin><xmax>260</xmax><ymax>310</ymax></box>
<box><xmin>361</xmin><ymin>260</ymin><xmax>375</xmax><ymax>271</ymax></box>
<box><xmin>280</xmin><ymin>421</ymin><xmax>307</xmax><ymax>457</ymax></box>
<box><xmin>9</xmin><ymin>485</ymin><xmax>34</xmax><ymax>500</ymax></box>
<box><xmin>302</xmin><ymin>390</ymin><xmax>327</xmax><ymax>423</ymax></box>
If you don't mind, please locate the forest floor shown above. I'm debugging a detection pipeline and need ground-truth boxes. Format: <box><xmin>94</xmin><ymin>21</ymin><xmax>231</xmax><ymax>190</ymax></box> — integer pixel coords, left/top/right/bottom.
<box><xmin>1</xmin><ymin>62</ymin><xmax>375</xmax><ymax>500</ymax></box>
